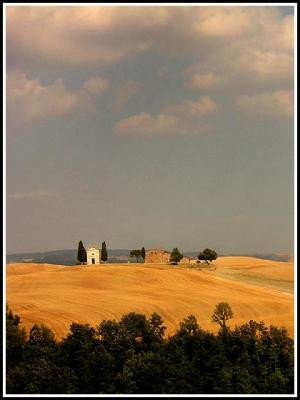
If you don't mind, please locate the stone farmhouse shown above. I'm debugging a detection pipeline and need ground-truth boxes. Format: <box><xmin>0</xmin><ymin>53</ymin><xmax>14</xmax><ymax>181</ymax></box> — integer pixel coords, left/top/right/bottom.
<box><xmin>145</xmin><ymin>249</ymin><xmax>197</xmax><ymax>264</ymax></box>
<box><xmin>145</xmin><ymin>249</ymin><xmax>171</xmax><ymax>264</ymax></box>
<box><xmin>87</xmin><ymin>246</ymin><xmax>101</xmax><ymax>265</ymax></box>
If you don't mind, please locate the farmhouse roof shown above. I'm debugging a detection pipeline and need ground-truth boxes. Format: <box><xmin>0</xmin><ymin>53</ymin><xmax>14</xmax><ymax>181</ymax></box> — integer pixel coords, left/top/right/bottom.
<box><xmin>147</xmin><ymin>248</ymin><xmax>170</xmax><ymax>254</ymax></box>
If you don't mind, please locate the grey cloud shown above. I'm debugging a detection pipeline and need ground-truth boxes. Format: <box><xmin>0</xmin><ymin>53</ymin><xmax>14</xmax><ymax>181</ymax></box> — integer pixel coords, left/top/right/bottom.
<box><xmin>113</xmin><ymin>80</ymin><xmax>142</xmax><ymax>113</ymax></box>
<box><xmin>7</xmin><ymin>6</ymin><xmax>293</xmax><ymax>69</ymax></box>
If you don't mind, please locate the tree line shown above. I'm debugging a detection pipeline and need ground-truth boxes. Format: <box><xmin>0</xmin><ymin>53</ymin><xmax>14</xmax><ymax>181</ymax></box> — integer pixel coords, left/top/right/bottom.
<box><xmin>6</xmin><ymin>304</ymin><xmax>293</xmax><ymax>394</ymax></box>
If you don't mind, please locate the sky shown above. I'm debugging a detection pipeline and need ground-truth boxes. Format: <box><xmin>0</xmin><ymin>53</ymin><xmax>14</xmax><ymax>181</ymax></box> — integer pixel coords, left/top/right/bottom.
<box><xmin>5</xmin><ymin>5</ymin><xmax>295</xmax><ymax>255</ymax></box>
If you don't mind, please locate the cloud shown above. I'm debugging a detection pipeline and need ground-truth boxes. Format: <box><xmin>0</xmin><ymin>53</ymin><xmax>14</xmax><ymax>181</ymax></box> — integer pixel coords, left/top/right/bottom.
<box><xmin>82</xmin><ymin>77</ymin><xmax>110</xmax><ymax>95</ymax></box>
<box><xmin>115</xmin><ymin>96</ymin><xmax>216</xmax><ymax>136</ymax></box>
<box><xmin>188</xmin><ymin>96</ymin><xmax>217</xmax><ymax>116</ymax></box>
<box><xmin>113</xmin><ymin>80</ymin><xmax>142</xmax><ymax>112</ymax></box>
<box><xmin>7</xmin><ymin>6</ymin><xmax>293</xmax><ymax>72</ymax></box>
<box><xmin>188</xmin><ymin>72</ymin><xmax>224</xmax><ymax>90</ymax></box>
<box><xmin>115</xmin><ymin>112</ymin><xmax>178</xmax><ymax>136</ymax></box>
<box><xmin>6</xmin><ymin>70</ymin><xmax>109</xmax><ymax>129</ymax></box>
<box><xmin>6</xmin><ymin>6</ymin><xmax>163</xmax><ymax>66</ymax></box>
<box><xmin>184</xmin><ymin>9</ymin><xmax>293</xmax><ymax>92</ymax></box>
<box><xmin>8</xmin><ymin>190</ymin><xmax>55</xmax><ymax>200</ymax></box>
<box><xmin>192</xmin><ymin>6</ymin><xmax>256</xmax><ymax>38</ymax></box>
<box><xmin>7</xmin><ymin>70</ymin><xmax>82</xmax><ymax>129</ymax></box>
<box><xmin>6</xmin><ymin>6</ymin><xmax>294</xmax><ymax>128</ymax></box>
<box><xmin>162</xmin><ymin>96</ymin><xmax>217</xmax><ymax>117</ymax></box>
<box><xmin>233</xmin><ymin>49</ymin><xmax>293</xmax><ymax>82</ymax></box>
<box><xmin>236</xmin><ymin>90</ymin><xmax>293</xmax><ymax>118</ymax></box>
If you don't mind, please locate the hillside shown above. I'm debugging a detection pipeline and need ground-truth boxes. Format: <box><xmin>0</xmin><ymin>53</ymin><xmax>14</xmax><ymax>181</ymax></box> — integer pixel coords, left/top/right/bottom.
<box><xmin>6</xmin><ymin>257</ymin><xmax>294</xmax><ymax>340</ymax></box>
<box><xmin>211</xmin><ymin>256</ymin><xmax>294</xmax><ymax>293</ymax></box>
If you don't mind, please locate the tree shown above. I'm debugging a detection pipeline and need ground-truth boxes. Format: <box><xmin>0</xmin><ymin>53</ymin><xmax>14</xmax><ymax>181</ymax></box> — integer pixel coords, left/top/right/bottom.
<box><xmin>170</xmin><ymin>248</ymin><xmax>183</xmax><ymax>265</ymax></box>
<box><xmin>101</xmin><ymin>241</ymin><xmax>108</xmax><ymax>262</ymax></box>
<box><xmin>29</xmin><ymin>324</ymin><xmax>56</xmax><ymax>346</ymax></box>
<box><xmin>212</xmin><ymin>302</ymin><xmax>233</xmax><ymax>329</ymax></box>
<box><xmin>198</xmin><ymin>248</ymin><xmax>217</xmax><ymax>263</ymax></box>
<box><xmin>5</xmin><ymin>307</ymin><xmax>295</xmax><ymax>394</ymax></box>
<box><xmin>6</xmin><ymin>306</ymin><xmax>27</xmax><ymax>369</ymax></box>
<box><xmin>141</xmin><ymin>247</ymin><xmax>146</xmax><ymax>262</ymax></box>
<box><xmin>77</xmin><ymin>241</ymin><xmax>87</xmax><ymax>265</ymax></box>
<box><xmin>178</xmin><ymin>315</ymin><xmax>200</xmax><ymax>336</ymax></box>
<box><xmin>148</xmin><ymin>313</ymin><xmax>166</xmax><ymax>342</ymax></box>
<box><xmin>130</xmin><ymin>250</ymin><xmax>142</xmax><ymax>262</ymax></box>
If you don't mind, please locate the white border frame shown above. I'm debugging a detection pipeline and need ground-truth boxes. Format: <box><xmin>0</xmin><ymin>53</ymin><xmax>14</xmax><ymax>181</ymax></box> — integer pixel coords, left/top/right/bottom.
<box><xmin>3</xmin><ymin>2</ymin><xmax>297</xmax><ymax>397</ymax></box>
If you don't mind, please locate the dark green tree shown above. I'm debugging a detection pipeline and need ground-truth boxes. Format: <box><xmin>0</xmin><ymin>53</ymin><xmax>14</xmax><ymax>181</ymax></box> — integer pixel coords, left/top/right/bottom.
<box><xmin>141</xmin><ymin>247</ymin><xmax>146</xmax><ymax>261</ymax></box>
<box><xmin>148</xmin><ymin>312</ymin><xmax>166</xmax><ymax>342</ymax></box>
<box><xmin>198</xmin><ymin>248</ymin><xmax>217</xmax><ymax>263</ymax></box>
<box><xmin>29</xmin><ymin>324</ymin><xmax>56</xmax><ymax>346</ymax></box>
<box><xmin>170</xmin><ymin>248</ymin><xmax>183</xmax><ymax>264</ymax></box>
<box><xmin>61</xmin><ymin>322</ymin><xmax>114</xmax><ymax>393</ymax></box>
<box><xmin>212</xmin><ymin>302</ymin><xmax>233</xmax><ymax>329</ymax></box>
<box><xmin>130</xmin><ymin>250</ymin><xmax>142</xmax><ymax>262</ymax></box>
<box><xmin>77</xmin><ymin>241</ymin><xmax>87</xmax><ymax>265</ymax></box>
<box><xmin>101</xmin><ymin>241</ymin><xmax>108</xmax><ymax>262</ymax></box>
<box><xmin>178</xmin><ymin>315</ymin><xmax>200</xmax><ymax>336</ymax></box>
<box><xmin>6</xmin><ymin>306</ymin><xmax>27</xmax><ymax>369</ymax></box>
<box><xmin>5</xmin><ymin>307</ymin><xmax>294</xmax><ymax>394</ymax></box>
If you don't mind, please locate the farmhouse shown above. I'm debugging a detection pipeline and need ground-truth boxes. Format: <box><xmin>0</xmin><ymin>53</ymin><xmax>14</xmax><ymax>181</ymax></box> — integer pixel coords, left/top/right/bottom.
<box><xmin>145</xmin><ymin>248</ymin><xmax>171</xmax><ymax>264</ymax></box>
<box><xmin>87</xmin><ymin>247</ymin><xmax>101</xmax><ymax>265</ymax></box>
<box><xmin>145</xmin><ymin>249</ymin><xmax>198</xmax><ymax>265</ymax></box>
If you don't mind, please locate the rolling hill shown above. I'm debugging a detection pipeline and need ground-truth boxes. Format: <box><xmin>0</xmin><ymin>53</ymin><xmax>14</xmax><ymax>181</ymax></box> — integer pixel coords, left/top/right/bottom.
<box><xmin>6</xmin><ymin>257</ymin><xmax>294</xmax><ymax>340</ymax></box>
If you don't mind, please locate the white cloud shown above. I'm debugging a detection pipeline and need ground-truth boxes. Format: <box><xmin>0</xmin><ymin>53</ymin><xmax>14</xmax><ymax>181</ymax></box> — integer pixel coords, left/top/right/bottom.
<box><xmin>115</xmin><ymin>96</ymin><xmax>217</xmax><ymax>136</ymax></box>
<box><xmin>6</xmin><ymin>70</ymin><xmax>109</xmax><ymax>129</ymax></box>
<box><xmin>236</xmin><ymin>90</ymin><xmax>293</xmax><ymax>118</ymax></box>
<box><xmin>234</xmin><ymin>49</ymin><xmax>293</xmax><ymax>82</ymax></box>
<box><xmin>7</xmin><ymin>70</ymin><xmax>82</xmax><ymax>129</ymax></box>
<box><xmin>184</xmin><ymin>8</ymin><xmax>293</xmax><ymax>91</ymax></box>
<box><xmin>192</xmin><ymin>6</ymin><xmax>256</xmax><ymax>38</ymax></box>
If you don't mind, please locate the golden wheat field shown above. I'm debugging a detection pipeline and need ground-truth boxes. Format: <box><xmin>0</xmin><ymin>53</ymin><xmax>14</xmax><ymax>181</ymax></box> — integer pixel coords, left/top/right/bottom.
<box><xmin>6</xmin><ymin>257</ymin><xmax>294</xmax><ymax>340</ymax></box>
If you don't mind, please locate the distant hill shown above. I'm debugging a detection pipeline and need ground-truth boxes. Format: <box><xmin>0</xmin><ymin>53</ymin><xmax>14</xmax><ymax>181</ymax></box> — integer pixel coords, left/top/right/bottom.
<box><xmin>6</xmin><ymin>249</ymin><xmax>134</xmax><ymax>266</ymax></box>
<box><xmin>225</xmin><ymin>253</ymin><xmax>293</xmax><ymax>262</ymax></box>
<box><xmin>6</xmin><ymin>249</ymin><xmax>293</xmax><ymax>265</ymax></box>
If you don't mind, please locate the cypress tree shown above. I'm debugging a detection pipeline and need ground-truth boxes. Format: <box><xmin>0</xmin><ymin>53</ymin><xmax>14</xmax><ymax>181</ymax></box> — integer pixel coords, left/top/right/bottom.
<box><xmin>77</xmin><ymin>241</ymin><xmax>87</xmax><ymax>265</ymax></box>
<box><xmin>141</xmin><ymin>247</ymin><xmax>146</xmax><ymax>261</ymax></box>
<box><xmin>101</xmin><ymin>241</ymin><xmax>108</xmax><ymax>262</ymax></box>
